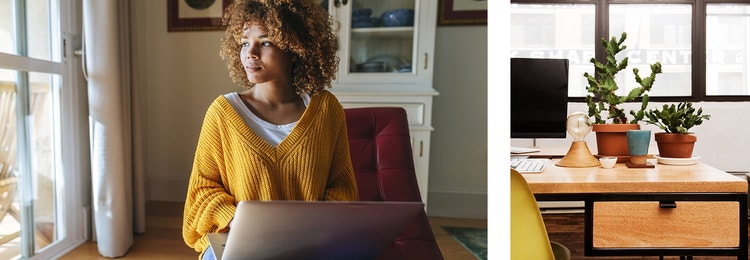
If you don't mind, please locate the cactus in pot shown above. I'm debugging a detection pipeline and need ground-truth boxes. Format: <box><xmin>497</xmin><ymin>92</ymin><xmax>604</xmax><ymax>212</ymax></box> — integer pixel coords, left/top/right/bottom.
<box><xmin>643</xmin><ymin>101</ymin><xmax>710</xmax><ymax>158</ymax></box>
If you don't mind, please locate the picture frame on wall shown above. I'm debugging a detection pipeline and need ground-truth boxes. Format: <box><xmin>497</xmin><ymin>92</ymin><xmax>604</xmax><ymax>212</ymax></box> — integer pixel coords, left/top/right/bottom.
<box><xmin>167</xmin><ymin>0</ymin><xmax>232</xmax><ymax>32</ymax></box>
<box><xmin>438</xmin><ymin>0</ymin><xmax>487</xmax><ymax>26</ymax></box>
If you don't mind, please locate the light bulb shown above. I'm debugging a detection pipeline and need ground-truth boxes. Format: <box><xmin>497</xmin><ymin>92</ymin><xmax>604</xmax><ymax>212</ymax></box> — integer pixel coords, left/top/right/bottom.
<box><xmin>566</xmin><ymin>112</ymin><xmax>592</xmax><ymax>141</ymax></box>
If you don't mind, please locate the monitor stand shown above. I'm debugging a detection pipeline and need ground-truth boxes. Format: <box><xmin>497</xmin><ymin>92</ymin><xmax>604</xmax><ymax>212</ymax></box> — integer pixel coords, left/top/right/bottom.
<box><xmin>511</xmin><ymin>138</ymin><xmax>540</xmax><ymax>154</ymax></box>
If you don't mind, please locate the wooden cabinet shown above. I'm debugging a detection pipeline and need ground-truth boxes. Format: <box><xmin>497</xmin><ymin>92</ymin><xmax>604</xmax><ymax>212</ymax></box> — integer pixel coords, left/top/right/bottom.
<box><xmin>326</xmin><ymin>0</ymin><xmax>436</xmax><ymax>87</ymax></box>
<box><xmin>324</xmin><ymin>0</ymin><xmax>438</xmax><ymax>205</ymax></box>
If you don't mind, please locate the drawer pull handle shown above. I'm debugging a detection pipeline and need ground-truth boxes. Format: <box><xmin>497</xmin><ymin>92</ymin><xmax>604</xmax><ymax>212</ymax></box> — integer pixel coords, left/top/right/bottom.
<box><xmin>659</xmin><ymin>201</ymin><xmax>677</xmax><ymax>208</ymax></box>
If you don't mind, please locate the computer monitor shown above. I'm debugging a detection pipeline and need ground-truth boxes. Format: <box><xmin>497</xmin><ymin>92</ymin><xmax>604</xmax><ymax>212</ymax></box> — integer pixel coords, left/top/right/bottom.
<box><xmin>510</xmin><ymin>58</ymin><xmax>569</xmax><ymax>139</ymax></box>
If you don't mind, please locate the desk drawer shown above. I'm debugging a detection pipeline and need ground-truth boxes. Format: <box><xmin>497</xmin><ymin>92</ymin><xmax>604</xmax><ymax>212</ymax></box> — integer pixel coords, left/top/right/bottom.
<box><xmin>593</xmin><ymin>201</ymin><xmax>739</xmax><ymax>248</ymax></box>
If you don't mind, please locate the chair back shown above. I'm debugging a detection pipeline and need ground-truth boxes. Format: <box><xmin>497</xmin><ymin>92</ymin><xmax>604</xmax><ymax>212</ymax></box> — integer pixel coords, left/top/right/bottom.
<box><xmin>511</xmin><ymin>168</ymin><xmax>555</xmax><ymax>259</ymax></box>
<box><xmin>0</xmin><ymin>82</ymin><xmax>17</xmax><ymax>180</ymax></box>
<box><xmin>0</xmin><ymin>82</ymin><xmax>52</xmax><ymax>246</ymax></box>
<box><xmin>0</xmin><ymin>81</ymin><xmax>47</xmax><ymax>177</ymax></box>
<box><xmin>345</xmin><ymin>107</ymin><xmax>443</xmax><ymax>259</ymax></box>
<box><xmin>0</xmin><ymin>82</ymin><xmax>20</xmax><ymax>246</ymax></box>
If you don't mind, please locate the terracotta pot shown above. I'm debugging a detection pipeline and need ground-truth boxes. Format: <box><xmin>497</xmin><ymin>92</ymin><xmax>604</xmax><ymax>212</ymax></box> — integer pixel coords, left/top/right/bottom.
<box><xmin>654</xmin><ymin>132</ymin><xmax>697</xmax><ymax>158</ymax></box>
<box><xmin>592</xmin><ymin>124</ymin><xmax>641</xmax><ymax>161</ymax></box>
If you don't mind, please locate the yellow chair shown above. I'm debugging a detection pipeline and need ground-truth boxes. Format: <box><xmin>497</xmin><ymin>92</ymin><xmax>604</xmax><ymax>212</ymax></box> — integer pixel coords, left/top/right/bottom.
<box><xmin>511</xmin><ymin>168</ymin><xmax>570</xmax><ymax>260</ymax></box>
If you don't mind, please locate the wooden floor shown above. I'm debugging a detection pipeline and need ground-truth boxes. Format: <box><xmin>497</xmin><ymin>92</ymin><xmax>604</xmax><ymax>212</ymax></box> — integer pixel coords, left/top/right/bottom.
<box><xmin>59</xmin><ymin>201</ymin><xmax>487</xmax><ymax>260</ymax></box>
<box><xmin>543</xmin><ymin>213</ymin><xmax>746</xmax><ymax>260</ymax></box>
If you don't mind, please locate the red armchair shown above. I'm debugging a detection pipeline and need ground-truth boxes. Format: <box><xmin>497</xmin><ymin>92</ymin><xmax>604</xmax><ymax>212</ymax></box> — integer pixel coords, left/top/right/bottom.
<box><xmin>344</xmin><ymin>107</ymin><xmax>444</xmax><ymax>260</ymax></box>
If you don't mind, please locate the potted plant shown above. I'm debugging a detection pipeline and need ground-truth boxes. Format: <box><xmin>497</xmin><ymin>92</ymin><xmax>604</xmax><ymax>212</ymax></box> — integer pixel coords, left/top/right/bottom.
<box><xmin>643</xmin><ymin>101</ymin><xmax>710</xmax><ymax>158</ymax></box>
<box><xmin>584</xmin><ymin>32</ymin><xmax>663</xmax><ymax>159</ymax></box>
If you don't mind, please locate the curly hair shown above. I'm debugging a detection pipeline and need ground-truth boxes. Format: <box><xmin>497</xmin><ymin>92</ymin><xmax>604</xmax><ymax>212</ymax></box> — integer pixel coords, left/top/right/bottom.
<box><xmin>219</xmin><ymin>0</ymin><xmax>339</xmax><ymax>95</ymax></box>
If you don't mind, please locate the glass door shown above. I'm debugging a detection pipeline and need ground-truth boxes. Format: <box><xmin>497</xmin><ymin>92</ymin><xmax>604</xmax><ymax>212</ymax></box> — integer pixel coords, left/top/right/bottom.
<box><xmin>0</xmin><ymin>0</ymin><xmax>88</xmax><ymax>258</ymax></box>
<box><xmin>330</xmin><ymin>0</ymin><xmax>426</xmax><ymax>85</ymax></box>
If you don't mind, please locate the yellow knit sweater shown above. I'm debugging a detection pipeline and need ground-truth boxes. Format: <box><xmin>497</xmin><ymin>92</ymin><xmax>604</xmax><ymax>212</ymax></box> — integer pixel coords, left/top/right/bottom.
<box><xmin>182</xmin><ymin>90</ymin><xmax>359</xmax><ymax>255</ymax></box>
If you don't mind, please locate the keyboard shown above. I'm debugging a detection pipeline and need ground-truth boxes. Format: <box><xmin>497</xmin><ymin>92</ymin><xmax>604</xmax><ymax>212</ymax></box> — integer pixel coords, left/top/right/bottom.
<box><xmin>511</xmin><ymin>158</ymin><xmax>549</xmax><ymax>173</ymax></box>
<box><xmin>510</xmin><ymin>146</ymin><xmax>540</xmax><ymax>154</ymax></box>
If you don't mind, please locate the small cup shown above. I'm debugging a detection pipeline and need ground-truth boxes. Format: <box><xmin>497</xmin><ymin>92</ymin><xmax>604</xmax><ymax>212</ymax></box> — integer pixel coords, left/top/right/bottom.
<box><xmin>626</xmin><ymin>130</ymin><xmax>651</xmax><ymax>165</ymax></box>
<box><xmin>599</xmin><ymin>157</ymin><xmax>617</xmax><ymax>169</ymax></box>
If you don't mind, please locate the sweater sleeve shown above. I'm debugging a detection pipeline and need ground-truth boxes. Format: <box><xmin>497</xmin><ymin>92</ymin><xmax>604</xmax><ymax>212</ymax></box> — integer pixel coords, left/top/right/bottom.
<box><xmin>182</xmin><ymin>98</ymin><xmax>238</xmax><ymax>253</ymax></box>
<box><xmin>323</xmin><ymin>94</ymin><xmax>360</xmax><ymax>201</ymax></box>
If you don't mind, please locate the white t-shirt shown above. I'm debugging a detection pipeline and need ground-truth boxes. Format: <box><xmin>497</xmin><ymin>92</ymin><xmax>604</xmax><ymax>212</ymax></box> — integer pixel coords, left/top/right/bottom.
<box><xmin>224</xmin><ymin>92</ymin><xmax>310</xmax><ymax>147</ymax></box>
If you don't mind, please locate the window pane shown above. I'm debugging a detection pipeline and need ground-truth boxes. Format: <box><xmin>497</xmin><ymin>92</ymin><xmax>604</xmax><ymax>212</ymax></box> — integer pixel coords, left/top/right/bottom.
<box><xmin>28</xmin><ymin>0</ymin><xmax>59</xmax><ymax>62</ymax></box>
<box><xmin>0</xmin><ymin>0</ymin><xmax>60</xmax><ymax>62</ymax></box>
<box><xmin>0</xmin><ymin>69</ymin><xmax>61</xmax><ymax>258</ymax></box>
<box><xmin>28</xmin><ymin>71</ymin><xmax>59</xmax><ymax>252</ymax></box>
<box><xmin>610</xmin><ymin>4</ymin><xmax>692</xmax><ymax>97</ymax></box>
<box><xmin>510</xmin><ymin>4</ymin><xmax>595</xmax><ymax>97</ymax></box>
<box><xmin>0</xmin><ymin>71</ymin><xmax>20</xmax><ymax>257</ymax></box>
<box><xmin>0</xmin><ymin>1</ymin><xmax>13</xmax><ymax>55</ymax></box>
<box><xmin>706</xmin><ymin>4</ymin><xmax>750</xmax><ymax>96</ymax></box>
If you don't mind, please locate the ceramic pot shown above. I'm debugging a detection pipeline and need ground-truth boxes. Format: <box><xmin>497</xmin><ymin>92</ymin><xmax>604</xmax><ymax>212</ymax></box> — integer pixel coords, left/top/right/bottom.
<box><xmin>626</xmin><ymin>130</ymin><xmax>651</xmax><ymax>165</ymax></box>
<box><xmin>654</xmin><ymin>132</ymin><xmax>697</xmax><ymax>158</ymax></box>
<box><xmin>592</xmin><ymin>124</ymin><xmax>641</xmax><ymax>162</ymax></box>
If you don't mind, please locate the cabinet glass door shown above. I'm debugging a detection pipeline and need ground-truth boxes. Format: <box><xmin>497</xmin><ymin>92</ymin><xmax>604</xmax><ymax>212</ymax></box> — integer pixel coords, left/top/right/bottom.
<box><xmin>331</xmin><ymin>0</ymin><xmax>424</xmax><ymax>85</ymax></box>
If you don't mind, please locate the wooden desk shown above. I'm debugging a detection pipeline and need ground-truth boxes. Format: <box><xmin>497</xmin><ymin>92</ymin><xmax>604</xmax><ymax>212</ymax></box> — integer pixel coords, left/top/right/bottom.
<box><xmin>523</xmin><ymin>160</ymin><xmax>748</xmax><ymax>259</ymax></box>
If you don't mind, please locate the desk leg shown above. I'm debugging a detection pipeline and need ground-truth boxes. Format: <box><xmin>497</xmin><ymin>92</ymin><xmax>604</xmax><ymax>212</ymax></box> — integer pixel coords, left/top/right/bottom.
<box><xmin>584</xmin><ymin>200</ymin><xmax>594</xmax><ymax>255</ymax></box>
<box><xmin>740</xmin><ymin>194</ymin><xmax>748</xmax><ymax>260</ymax></box>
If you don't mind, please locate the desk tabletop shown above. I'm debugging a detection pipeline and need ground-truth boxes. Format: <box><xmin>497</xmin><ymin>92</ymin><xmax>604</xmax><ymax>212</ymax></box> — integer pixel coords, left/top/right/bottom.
<box><xmin>523</xmin><ymin>159</ymin><xmax>748</xmax><ymax>194</ymax></box>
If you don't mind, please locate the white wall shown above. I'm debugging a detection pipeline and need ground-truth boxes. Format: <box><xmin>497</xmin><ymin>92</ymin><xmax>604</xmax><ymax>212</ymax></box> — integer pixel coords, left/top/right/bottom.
<box><xmin>131</xmin><ymin>1</ymin><xmax>236</xmax><ymax>202</ymax></box>
<box><xmin>427</xmin><ymin>26</ymin><xmax>488</xmax><ymax>219</ymax></box>
<box><xmin>131</xmin><ymin>1</ymin><xmax>489</xmax><ymax>219</ymax></box>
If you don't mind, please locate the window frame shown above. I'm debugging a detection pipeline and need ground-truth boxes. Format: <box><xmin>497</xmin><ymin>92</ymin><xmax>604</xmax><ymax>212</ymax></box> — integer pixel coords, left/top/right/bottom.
<box><xmin>0</xmin><ymin>0</ymin><xmax>90</xmax><ymax>258</ymax></box>
<box><xmin>511</xmin><ymin>0</ymin><xmax>750</xmax><ymax>102</ymax></box>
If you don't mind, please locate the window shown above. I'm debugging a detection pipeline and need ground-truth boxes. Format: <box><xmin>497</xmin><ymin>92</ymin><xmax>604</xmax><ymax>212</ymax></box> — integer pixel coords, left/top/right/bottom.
<box><xmin>706</xmin><ymin>4</ymin><xmax>750</xmax><ymax>97</ymax></box>
<box><xmin>511</xmin><ymin>0</ymin><xmax>750</xmax><ymax>101</ymax></box>
<box><xmin>510</xmin><ymin>3</ymin><xmax>596</xmax><ymax>97</ymax></box>
<box><xmin>609</xmin><ymin>4</ymin><xmax>692</xmax><ymax>97</ymax></box>
<box><xmin>0</xmin><ymin>0</ymin><xmax>88</xmax><ymax>259</ymax></box>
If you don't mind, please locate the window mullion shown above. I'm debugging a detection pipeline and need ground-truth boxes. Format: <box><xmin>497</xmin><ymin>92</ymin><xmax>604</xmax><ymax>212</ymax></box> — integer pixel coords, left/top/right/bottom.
<box><xmin>693</xmin><ymin>0</ymin><xmax>706</xmax><ymax>99</ymax></box>
<box><xmin>11</xmin><ymin>0</ymin><xmax>36</xmax><ymax>258</ymax></box>
<box><xmin>596</xmin><ymin>0</ymin><xmax>608</xmax><ymax>71</ymax></box>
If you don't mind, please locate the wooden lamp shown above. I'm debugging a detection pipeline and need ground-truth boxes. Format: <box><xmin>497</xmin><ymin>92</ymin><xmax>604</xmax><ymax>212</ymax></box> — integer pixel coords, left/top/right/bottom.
<box><xmin>556</xmin><ymin>112</ymin><xmax>600</xmax><ymax>167</ymax></box>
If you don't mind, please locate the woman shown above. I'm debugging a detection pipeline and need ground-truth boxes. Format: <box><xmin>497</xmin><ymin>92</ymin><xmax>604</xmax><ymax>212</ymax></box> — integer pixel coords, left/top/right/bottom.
<box><xmin>182</xmin><ymin>1</ymin><xmax>359</xmax><ymax>259</ymax></box>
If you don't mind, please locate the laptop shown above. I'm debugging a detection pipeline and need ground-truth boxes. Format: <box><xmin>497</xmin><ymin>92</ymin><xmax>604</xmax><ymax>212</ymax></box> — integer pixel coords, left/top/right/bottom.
<box><xmin>207</xmin><ymin>200</ymin><xmax>424</xmax><ymax>260</ymax></box>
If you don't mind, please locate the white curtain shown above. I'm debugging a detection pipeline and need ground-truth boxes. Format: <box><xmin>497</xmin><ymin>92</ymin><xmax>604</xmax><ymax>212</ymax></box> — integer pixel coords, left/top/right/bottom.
<box><xmin>82</xmin><ymin>0</ymin><xmax>146</xmax><ymax>257</ymax></box>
